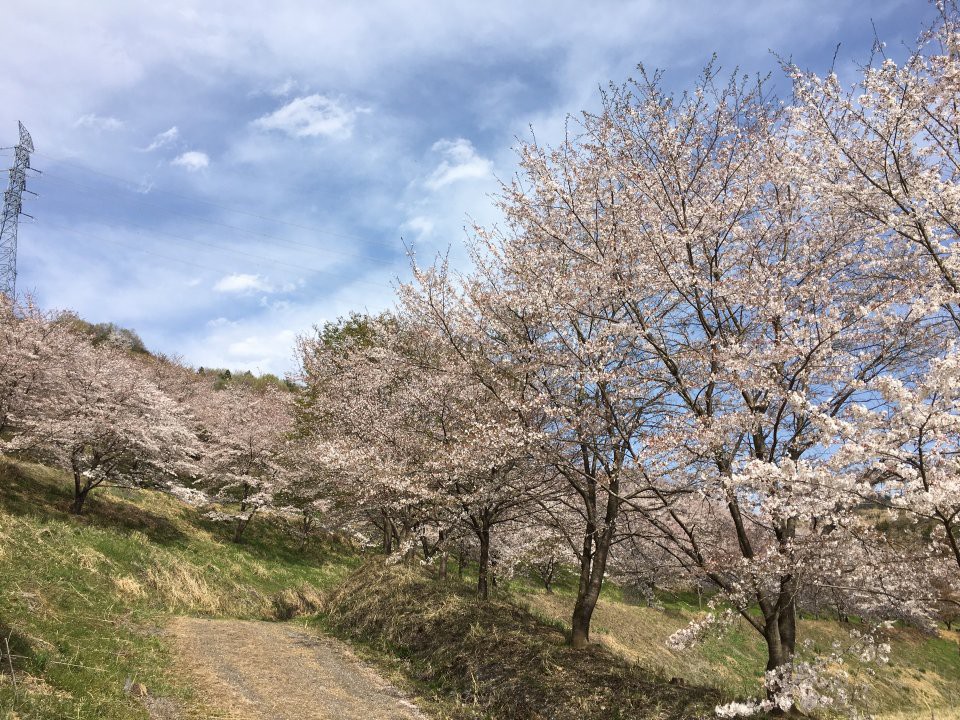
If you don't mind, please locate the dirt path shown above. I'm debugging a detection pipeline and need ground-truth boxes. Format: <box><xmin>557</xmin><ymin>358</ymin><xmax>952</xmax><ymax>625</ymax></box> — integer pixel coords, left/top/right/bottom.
<box><xmin>169</xmin><ymin>617</ymin><xmax>426</xmax><ymax>720</ymax></box>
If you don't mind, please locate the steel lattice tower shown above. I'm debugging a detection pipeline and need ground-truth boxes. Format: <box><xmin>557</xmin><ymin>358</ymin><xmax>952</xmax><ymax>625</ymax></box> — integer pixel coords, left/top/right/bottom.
<box><xmin>0</xmin><ymin>122</ymin><xmax>35</xmax><ymax>300</ymax></box>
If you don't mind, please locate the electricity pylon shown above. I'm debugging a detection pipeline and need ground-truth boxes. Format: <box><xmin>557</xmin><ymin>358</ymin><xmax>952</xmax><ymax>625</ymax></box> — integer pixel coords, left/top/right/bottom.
<box><xmin>0</xmin><ymin>122</ymin><xmax>35</xmax><ymax>300</ymax></box>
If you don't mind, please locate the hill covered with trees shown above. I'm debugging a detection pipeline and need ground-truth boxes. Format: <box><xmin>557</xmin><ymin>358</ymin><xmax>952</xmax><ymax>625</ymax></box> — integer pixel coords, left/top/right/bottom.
<box><xmin>4</xmin><ymin>6</ymin><xmax>960</xmax><ymax>718</ymax></box>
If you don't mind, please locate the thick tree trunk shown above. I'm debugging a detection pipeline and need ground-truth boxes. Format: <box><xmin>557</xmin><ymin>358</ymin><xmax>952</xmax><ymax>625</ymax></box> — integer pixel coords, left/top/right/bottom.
<box><xmin>570</xmin><ymin>460</ymin><xmax>620</xmax><ymax>649</ymax></box>
<box><xmin>477</xmin><ymin>523</ymin><xmax>491</xmax><ymax>600</ymax></box>
<box><xmin>71</xmin><ymin>485</ymin><xmax>89</xmax><ymax>515</ymax></box>
<box><xmin>571</xmin><ymin>533</ymin><xmax>612</xmax><ymax>649</ymax></box>
<box><xmin>70</xmin><ymin>457</ymin><xmax>92</xmax><ymax>515</ymax></box>
<box><xmin>761</xmin><ymin>602</ymin><xmax>797</xmax><ymax>710</ymax></box>
<box><xmin>778</xmin><ymin>596</ymin><xmax>797</xmax><ymax>658</ymax></box>
<box><xmin>232</xmin><ymin>514</ymin><xmax>253</xmax><ymax>543</ymax></box>
<box><xmin>571</xmin><ymin>517</ymin><xmax>617</xmax><ymax>648</ymax></box>
<box><xmin>438</xmin><ymin>551</ymin><xmax>448</xmax><ymax>580</ymax></box>
<box><xmin>232</xmin><ymin>485</ymin><xmax>256</xmax><ymax>543</ymax></box>
<box><xmin>763</xmin><ymin>619</ymin><xmax>790</xmax><ymax>673</ymax></box>
<box><xmin>381</xmin><ymin>513</ymin><xmax>394</xmax><ymax>554</ymax></box>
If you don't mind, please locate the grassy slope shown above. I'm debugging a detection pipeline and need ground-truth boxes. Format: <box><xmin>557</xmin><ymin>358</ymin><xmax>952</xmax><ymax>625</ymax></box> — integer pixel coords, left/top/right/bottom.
<box><xmin>318</xmin><ymin>563</ymin><xmax>722</xmax><ymax>720</ymax></box>
<box><xmin>0</xmin><ymin>455</ymin><xmax>359</xmax><ymax>719</ymax></box>
<box><xmin>2</xmin><ymin>453</ymin><xmax>958</xmax><ymax>719</ymax></box>
<box><xmin>515</xmin><ymin>579</ymin><xmax>960</xmax><ymax>719</ymax></box>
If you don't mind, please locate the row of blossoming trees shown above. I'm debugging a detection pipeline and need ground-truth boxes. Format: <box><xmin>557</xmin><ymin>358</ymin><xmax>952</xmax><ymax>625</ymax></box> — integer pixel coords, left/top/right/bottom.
<box><xmin>0</xmin><ymin>298</ymin><xmax>294</xmax><ymax>540</ymax></box>
<box><xmin>295</xmin><ymin>10</ymin><xmax>960</xmax><ymax>714</ymax></box>
<box><xmin>3</xmin><ymin>9</ymin><xmax>960</xmax><ymax>715</ymax></box>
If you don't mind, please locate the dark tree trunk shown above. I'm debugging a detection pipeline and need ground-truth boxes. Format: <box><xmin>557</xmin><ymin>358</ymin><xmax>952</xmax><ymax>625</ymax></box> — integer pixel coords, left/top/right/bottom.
<box><xmin>70</xmin><ymin>456</ymin><xmax>93</xmax><ymax>515</ymax></box>
<box><xmin>541</xmin><ymin>560</ymin><xmax>556</xmax><ymax>593</ymax></box>
<box><xmin>477</xmin><ymin>523</ymin><xmax>491</xmax><ymax>600</ymax></box>
<box><xmin>71</xmin><ymin>485</ymin><xmax>89</xmax><ymax>515</ymax></box>
<box><xmin>381</xmin><ymin>513</ymin><xmax>393</xmax><ymax>554</ymax></box>
<box><xmin>233</xmin><ymin>514</ymin><xmax>253</xmax><ymax>543</ymax></box>
<box><xmin>571</xmin><ymin>529</ymin><xmax>613</xmax><ymax>648</ymax></box>
<box><xmin>763</xmin><ymin>619</ymin><xmax>790</xmax><ymax>673</ymax></box>
<box><xmin>232</xmin><ymin>485</ymin><xmax>254</xmax><ymax>543</ymax></box>
<box><xmin>570</xmin><ymin>461</ymin><xmax>620</xmax><ymax>649</ymax></box>
<box><xmin>760</xmin><ymin>602</ymin><xmax>797</xmax><ymax>708</ymax></box>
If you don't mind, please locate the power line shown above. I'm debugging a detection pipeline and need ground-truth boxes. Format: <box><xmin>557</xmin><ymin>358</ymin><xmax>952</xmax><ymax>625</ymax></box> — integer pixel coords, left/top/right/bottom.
<box><xmin>34</xmin><ymin>217</ymin><xmax>402</xmax><ymax>292</ymax></box>
<box><xmin>37</xmin><ymin>170</ymin><xmax>400</xmax><ymax>268</ymax></box>
<box><xmin>30</xmin><ymin>149</ymin><xmax>407</xmax><ymax>252</ymax></box>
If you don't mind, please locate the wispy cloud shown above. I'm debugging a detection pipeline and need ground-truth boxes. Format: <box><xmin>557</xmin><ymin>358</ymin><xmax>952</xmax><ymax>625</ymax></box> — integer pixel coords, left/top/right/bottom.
<box><xmin>213</xmin><ymin>273</ymin><xmax>271</xmax><ymax>293</ymax></box>
<box><xmin>252</xmin><ymin>94</ymin><xmax>361</xmax><ymax>140</ymax></box>
<box><xmin>75</xmin><ymin>113</ymin><xmax>123</xmax><ymax>131</ymax></box>
<box><xmin>270</xmin><ymin>78</ymin><xmax>299</xmax><ymax>97</ymax></box>
<box><xmin>144</xmin><ymin>126</ymin><xmax>179</xmax><ymax>151</ymax></box>
<box><xmin>426</xmin><ymin>138</ymin><xmax>493</xmax><ymax>190</ymax></box>
<box><xmin>171</xmin><ymin>150</ymin><xmax>209</xmax><ymax>171</ymax></box>
<box><xmin>403</xmin><ymin>215</ymin><xmax>435</xmax><ymax>239</ymax></box>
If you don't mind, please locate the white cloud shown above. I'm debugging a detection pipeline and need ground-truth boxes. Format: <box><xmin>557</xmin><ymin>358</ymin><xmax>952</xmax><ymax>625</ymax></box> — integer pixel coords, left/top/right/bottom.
<box><xmin>403</xmin><ymin>215</ymin><xmax>435</xmax><ymax>239</ymax></box>
<box><xmin>144</xmin><ymin>125</ymin><xmax>179</xmax><ymax>151</ymax></box>
<box><xmin>227</xmin><ymin>330</ymin><xmax>297</xmax><ymax>361</ymax></box>
<box><xmin>426</xmin><ymin>138</ymin><xmax>494</xmax><ymax>190</ymax></box>
<box><xmin>74</xmin><ymin>113</ymin><xmax>123</xmax><ymax>131</ymax></box>
<box><xmin>252</xmin><ymin>94</ymin><xmax>361</xmax><ymax>140</ymax></box>
<box><xmin>171</xmin><ymin>150</ymin><xmax>209</xmax><ymax>171</ymax></box>
<box><xmin>270</xmin><ymin>78</ymin><xmax>299</xmax><ymax>97</ymax></box>
<box><xmin>213</xmin><ymin>273</ymin><xmax>271</xmax><ymax>293</ymax></box>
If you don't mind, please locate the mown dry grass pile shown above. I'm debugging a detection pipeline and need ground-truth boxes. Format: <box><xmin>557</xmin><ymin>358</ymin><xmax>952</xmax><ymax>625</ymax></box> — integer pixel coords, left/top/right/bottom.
<box><xmin>0</xmin><ymin>455</ymin><xmax>359</xmax><ymax>719</ymax></box>
<box><xmin>319</xmin><ymin>562</ymin><xmax>722</xmax><ymax>720</ymax></box>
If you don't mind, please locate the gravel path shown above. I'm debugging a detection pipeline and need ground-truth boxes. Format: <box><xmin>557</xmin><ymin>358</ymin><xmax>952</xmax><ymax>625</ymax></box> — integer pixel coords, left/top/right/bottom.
<box><xmin>169</xmin><ymin>617</ymin><xmax>426</xmax><ymax>720</ymax></box>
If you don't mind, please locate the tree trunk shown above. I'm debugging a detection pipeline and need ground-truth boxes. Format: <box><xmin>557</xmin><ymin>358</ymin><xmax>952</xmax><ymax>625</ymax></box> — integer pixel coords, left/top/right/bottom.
<box><xmin>232</xmin><ymin>515</ymin><xmax>252</xmax><ymax>543</ymax></box>
<box><xmin>438</xmin><ymin>551</ymin><xmax>448</xmax><ymax>581</ymax></box>
<box><xmin>570</xmin><ymin>460</ymin><xmax>620</xmax><ymax>649</ymax></box>
<box><xmin>70</xmin><ymin>457</ymin><xmax>92</xmax><ymax>515</ymax></box>
<box><xmin>571</xmin><ymin>560</ymin><xmax>603</xmax><ymax>648</ymax></box>
<box><xmin>71</xmin><ymin>485</ymin><xmax>89</xmax><ymax>515</ymax></box>
<box><xmin>763</xmin><ymin>619</ymin><xmax>790</xmax><ymax>673</ymax></box>
<box><xmin>761</xmin><ymin>604</ymin><xmax>797</xmax><ymax>710</ymax></box>
<box><xmin>477</xmin><ymin>523</ymin><xmax>491</xmax><ymax>600</ymax></box>
<box><xmin>571</xmin><ymin>523</ymin><xmax>615</xmax><ymax>648</ymax></box>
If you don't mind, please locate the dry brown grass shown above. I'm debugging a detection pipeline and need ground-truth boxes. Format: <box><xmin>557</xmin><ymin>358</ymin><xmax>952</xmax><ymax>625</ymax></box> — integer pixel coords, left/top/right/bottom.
<box><xmin>112</xmin><ymin>575</ymin><xmax>147</xmax><ymax>601</ymax></box>
<box><xmin>271</xmin><ymin>585</ymin><xmax>324</xmax><ymax>620</ymax></box>
<box><xmin>145</xmin><ymin>558</ymin><xmax>224</xmax><ymax>614</ymax></box>
<box><xmin>320</xmin><ymin>562</ymin><xmax>721</xmax><ymax>720</ymax></box>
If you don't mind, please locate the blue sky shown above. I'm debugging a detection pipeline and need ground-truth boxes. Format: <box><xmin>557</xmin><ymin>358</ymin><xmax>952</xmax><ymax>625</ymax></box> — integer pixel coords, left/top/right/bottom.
<box><xmin>1</xmin><ymin>0</ymin><xmax>933</xmax><ymax>374</ymax></box>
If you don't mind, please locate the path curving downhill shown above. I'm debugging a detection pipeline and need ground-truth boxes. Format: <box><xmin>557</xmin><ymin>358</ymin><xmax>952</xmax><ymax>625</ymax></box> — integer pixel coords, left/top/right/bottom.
<box><xmin>169</xmin><ymin>617</ymin><xmax>426</xmax><ymax>720</ymax></box>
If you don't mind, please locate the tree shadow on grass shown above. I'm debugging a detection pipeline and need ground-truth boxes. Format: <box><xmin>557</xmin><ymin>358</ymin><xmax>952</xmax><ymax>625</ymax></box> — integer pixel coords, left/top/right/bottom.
<box><xmin>0</xmin><ymin>617</ymin><xmax>46</xmax><ymax>678</ymax></box>
<box><xmin>0</xmin><ymin>457</ymin><xmax>188</xmax><ymax>546</ymax></box>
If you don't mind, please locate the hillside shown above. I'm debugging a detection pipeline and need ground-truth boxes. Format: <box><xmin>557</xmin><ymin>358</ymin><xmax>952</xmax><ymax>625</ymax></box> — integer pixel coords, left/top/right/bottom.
<box><xmin>0</xmin><ymin>455</ymin><xmax>359</xmax><ymax>718</ymax></box>
<box><xmin>2</xmin><ymin>454</ymin><xmax>959</xmax><ymax>719</ymax></box>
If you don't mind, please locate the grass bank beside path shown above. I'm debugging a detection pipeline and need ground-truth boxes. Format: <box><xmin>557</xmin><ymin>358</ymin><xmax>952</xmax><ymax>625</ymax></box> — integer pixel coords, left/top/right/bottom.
<box><xmin>518</xmin><ymin>580</ymin><xmax>960</xmax><ymax>720</ymax></box>
<box><xmin>0</xmin><ymin>455</ymin><xmax>359</xmax><ymax>719</ymax></box>
<box><xmin>317</xmin><ymin>562</ymin><xmax>722</xmax><ymax>720</ymax></box>
<box><xmin>2</xmin><ymin>453</ymin><xmax>959</xmax><ymax>720</ymax></box>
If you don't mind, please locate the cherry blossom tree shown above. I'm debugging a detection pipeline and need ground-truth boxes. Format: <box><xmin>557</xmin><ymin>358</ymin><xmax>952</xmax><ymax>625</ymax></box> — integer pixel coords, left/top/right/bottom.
<box><xmin>296</xmin><ymin>310</ymin><xmax>543</xmax><ymax>597</ymax></box>
<box><xmin>5</xmin><ymin>323</ymin><xmax>198</xmax><ymax>514</ymax></box>
<box><xmin>0</xmin><ymin>296</ymin><xmax>58</xmax><ymax>436</ymax></box>
<box><xmin>787</xmin><ymin>1</ymin><xmax>960</xmax><ymax>644</ymax></box>
<box><xmin>192</xmin><ymin>380</ymin><xmax>294</xmax><ymax>542</ymax></box>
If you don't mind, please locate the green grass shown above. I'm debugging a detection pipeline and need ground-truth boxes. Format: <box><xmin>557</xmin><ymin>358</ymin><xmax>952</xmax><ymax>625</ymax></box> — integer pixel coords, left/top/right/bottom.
<box><xmin>0</xmin><ymin>455</ymin><xmax>360</xmax><ymax>719</ymax></box>
<box><xmin>2</xmin><ymin>452</ymin><xmax>958</xmax><ymax>719</ymax></box>
<box><xmin>518</xmin><ymin>582</ymin><xmax>960</xmax><ymax>719</ymax></box>
<box><xmin>317</xmin><ymin>562</ymin><xmax>722</xmax><ymax>720</ymax></box>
